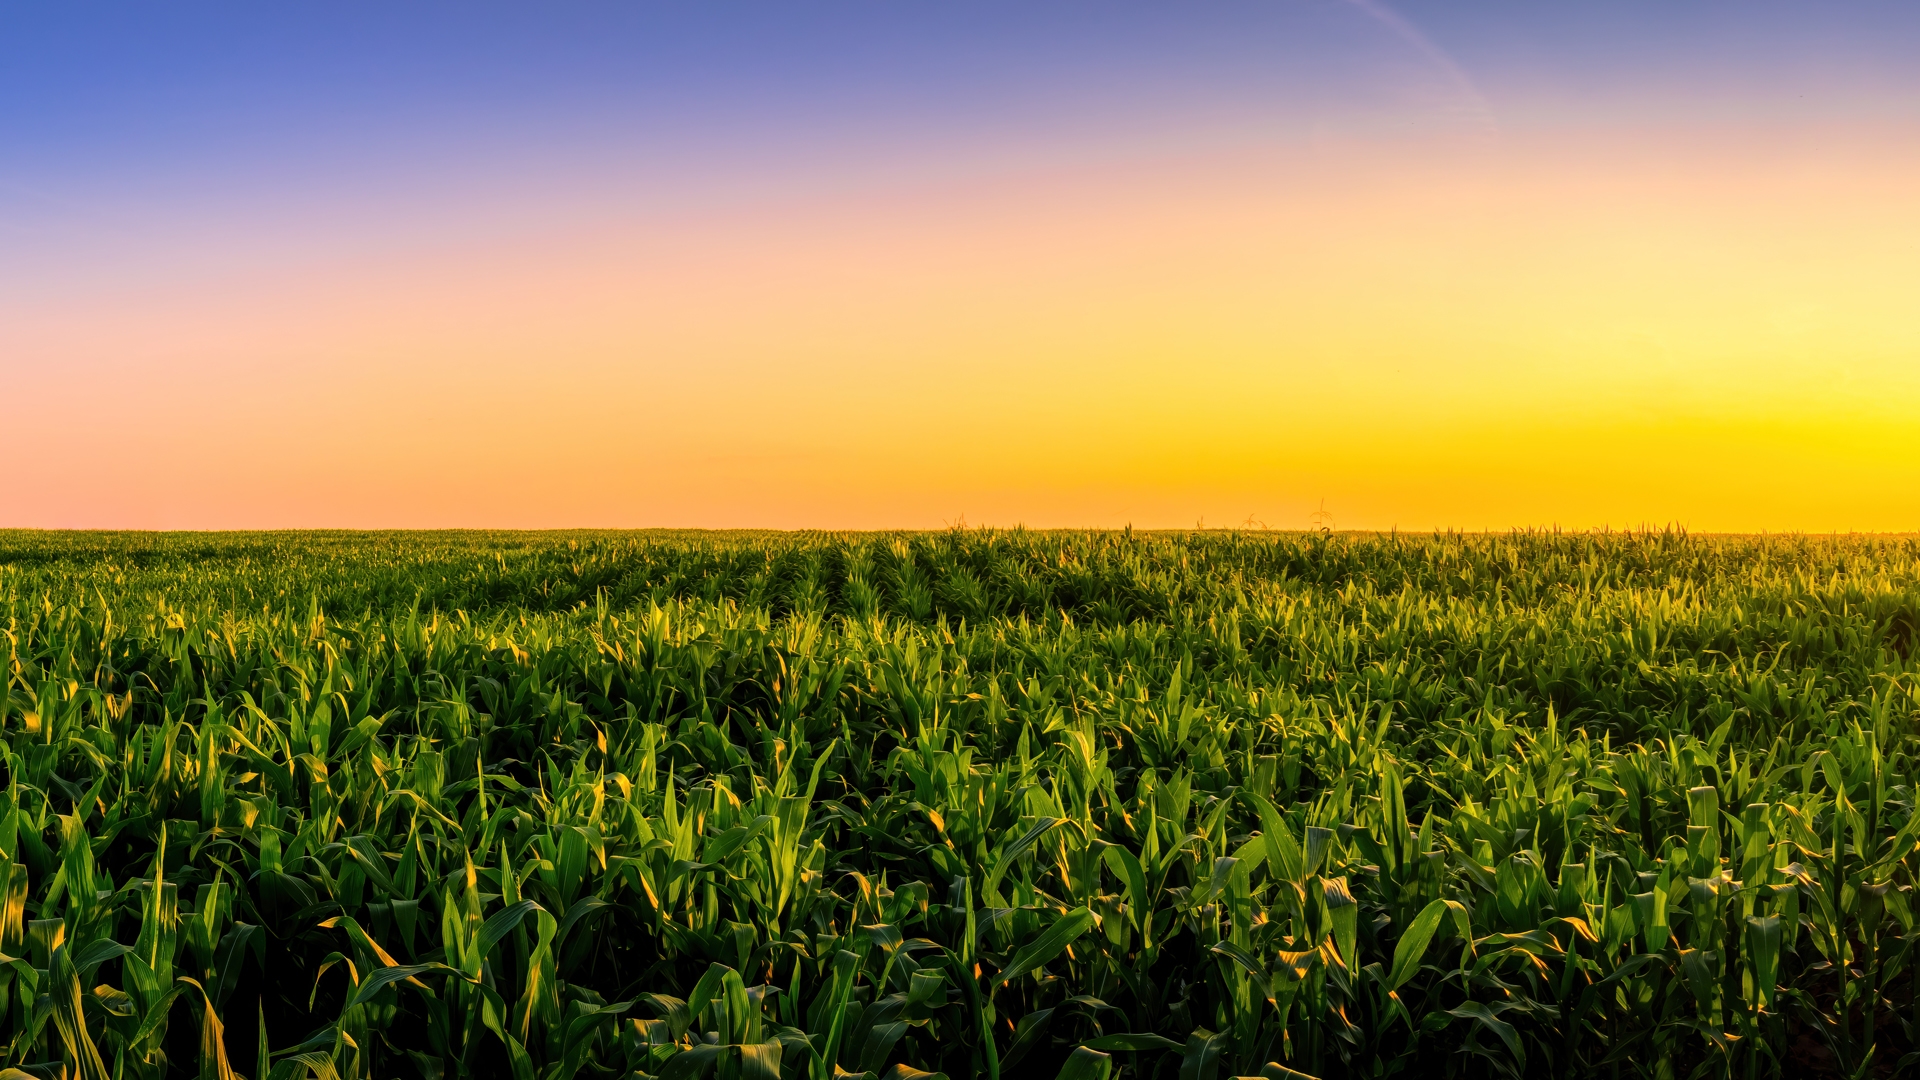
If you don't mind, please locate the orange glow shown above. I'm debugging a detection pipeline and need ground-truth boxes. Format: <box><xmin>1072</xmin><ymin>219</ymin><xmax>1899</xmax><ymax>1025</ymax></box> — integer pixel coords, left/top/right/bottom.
<box><xmin>10</xmin><ymin>129</ymin><xmax>1920</xmax><ymax>531</ymax></box>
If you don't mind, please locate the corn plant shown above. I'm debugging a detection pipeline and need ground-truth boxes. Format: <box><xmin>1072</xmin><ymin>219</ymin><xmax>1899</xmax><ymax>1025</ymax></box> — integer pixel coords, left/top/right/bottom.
<box><xmin>1</xmin><ymin>528</ymin><xmax>1919</xmax><ymax>1078</ymax></box>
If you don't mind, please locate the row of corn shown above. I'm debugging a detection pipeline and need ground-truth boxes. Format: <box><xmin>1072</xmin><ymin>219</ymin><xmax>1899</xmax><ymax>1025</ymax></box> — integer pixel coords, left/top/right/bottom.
<box><xmin>2</xmin><ymin>529</ymin><xmax>1919</xmax><ymax>1079</ymax></box>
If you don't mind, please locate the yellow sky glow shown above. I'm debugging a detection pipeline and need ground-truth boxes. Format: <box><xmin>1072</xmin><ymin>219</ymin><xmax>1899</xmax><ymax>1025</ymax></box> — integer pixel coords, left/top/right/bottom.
<box><xmin>11</xmin><ymin>130</ymin><xmax>1919</xmax><ymax>530</ymax></box>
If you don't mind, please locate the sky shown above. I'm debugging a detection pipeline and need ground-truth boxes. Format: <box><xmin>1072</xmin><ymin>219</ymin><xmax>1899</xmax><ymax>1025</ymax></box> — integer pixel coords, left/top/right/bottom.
<box><xmin>4</xmin><ymin>1</ymin><xmax>1919</xmax><ymax>531</ymax></box>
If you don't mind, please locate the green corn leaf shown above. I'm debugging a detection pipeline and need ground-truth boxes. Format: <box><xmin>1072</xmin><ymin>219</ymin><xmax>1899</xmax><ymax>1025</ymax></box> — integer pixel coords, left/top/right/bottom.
<box><xmin>256</xmin><ymin>999</ymin><xmax>270</xmax><ymax>1080</ymax></box>
<box><xmin>879</xmin><ymin>1067</ymin><xmax>948</xmax><ymax>1080</ymax></box>
<box><xmin>271</xmin><ymin>1051</ymin><xmax>341</xmax><ymax>1080</ymax></box>
<box><xmin>554</xmin><ymin>895</ymin><xmax>609</xmax><ymax>953</ymax></box>
<box><xmin>1084</xmin><ymin>1033</ymin><xmax>1183</xmax><ymax>1052</ymax></box>
<box><xmin>1745</xmin><ymin>914</ymin><xmax>1783</xmax><ymax>1009</ymax></box>
<box><xmin>686</xmin><ymin>962</ymin><xmax>737</xmax><ymax>1039</ymax></box>
<box><xmin>1055</xmin><ymin>1048</ymin><xmax>1114</xmax><ymax>1080</ymax></box>
<box><xmin>1687</xmin><ymin>786</ymin><xmax>1719</xmax><ymax>829</ymax></box>
<box><xmin>907</xmin><ymin>968</ymin><xmax>947</xmax><ymax>1008</ymax></box>
<box><xmin>71</xmin><ymin>938</ymin><xmax>131</xmax><ymax>984</ymax></box>
<box><xmin>126</xmin><ymin>982</ymin><xmax>192</xmax><ymax>1051</ymax></box>
<box><xmin>48</xmin><ymin>944</ymin><xmax>112</xmax><ymax>1080</ymax></box>
<box><xmin>1</xmin><ymin>863</ymin><xmax>27</xmax><ymax>952</ymax></box>
<box><xmin>1322</xmin><ymin>877</ymin><xmax>1358</xmax><ymax>972</ymax></box>
<box><xmin>1444</xmin><ymin>1001</ymin><xmax>1523</xmax><ymax>1066</ymax></box>
<box><xmin>742</xmin><ymin>1042</ymin><xmax>786</xmax><ymax>1080</ymax></box>
<box><xmin>1195</xmin><ymin>856</ymin><xmax>1240</xmax><ymax>907</ymax></box>
<box><xmin>1303</xmin><ymin>828</ymin><xmax>1333</xmax><ymax>877</ymax></box>
<box><xmin>1000</xmin><ymin>1008</ymin><xmax>1055</xmax><ymax>1072</ymax></box>
<box><xmin>993</xmin><ymin>907</ymin><xmax>1095</xmax><ymax>988</ymax></box>
<box><xmin>344</xmin><ymin>962</ymin><xmax>465</xmax><ymax>1008</ymax></box>
<box><xmin>982</xmin><ymin>817</ymin><xmax>1065</xmax><ymax>903</ymax></box>
<box><xmin>1629</xmin><ymin>889</ymin><xmax>1669</xmax><ymax>953</ymax></box>
<box><xmin>91</xmin><ymin>983</ymin><xmax>135</xmax><ymax>1017</ymax></box>
<box><xmin>1387</xmin><ymin>899</ymin><xmax>1450</xmax><ymax>991</ymax></box>
<box><xmin>1209</xmin><ymin>940</ymin><xmax>1266</xmax><ymax>979</ymax></box>
<box><xmin>472</xmin><ymin>899</ymin><xmax>548</xmax><ymax>963</ymax></box>
<box><xmin>855</xmin><ymin>1020</ymin><xmax>910</xmax><ymax>1077</ymax></box>
<box><xmin>503</xmin><ymin>1031</ymin><xmax>537</xmax><ymax>1080</ymax></box>
<box><xmin>1178</xmin><ymin>1030</ymin><xmax>1227</xmax><ymax>1080</ymax></box>
<box><xmin>815</xmin><ymin>949</ymin><xmax>864</xmax><ymax>1077</ymax></box>
<box><xmin>316</xmin><ymin>914</ymin><xmax>409</xmax><ymax>970</ymax></box>
<box><xmin>168</xmin><ymin>976</ymin><xmax>237</xmax><ymax>1080</ymax></box>
<box><xmin>640</xmin><ymin>993</ymin><xmax>692</xmax><ymax>1041</ymax></box>
<box><xmin>1245</xmin><ymin>794</ymin><xmax>1302</xmax><ymax>885</ymax></box>
<box><xmin>1099</xmin><ymin>845</ymin><xmax>1149</xmax><ymax>931</ymax></box>
<box><xmin>659</xmin><ymin>1044</ymin><xmax>727</xmax><ymax>1080</ymax></box>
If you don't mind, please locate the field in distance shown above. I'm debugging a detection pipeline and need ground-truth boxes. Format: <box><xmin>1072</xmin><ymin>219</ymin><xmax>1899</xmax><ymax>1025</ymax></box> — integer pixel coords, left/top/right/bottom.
<box><xmin>3</xmin><ymin>528</ymin><xmax>1919</xmax><ymax>1080</ymax></box>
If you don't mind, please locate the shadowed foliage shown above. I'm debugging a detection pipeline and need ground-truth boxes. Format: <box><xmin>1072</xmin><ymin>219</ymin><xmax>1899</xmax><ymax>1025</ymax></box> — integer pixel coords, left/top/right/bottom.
<box><xmin>4</xmin><ymin>528</ymin><xmax>1920</xmax><ymax>1079</ymax></box>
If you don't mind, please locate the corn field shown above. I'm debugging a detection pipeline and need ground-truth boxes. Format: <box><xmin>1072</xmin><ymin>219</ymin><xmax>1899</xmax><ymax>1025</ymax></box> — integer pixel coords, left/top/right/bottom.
<box><xmin>4</xmin><ymin>529</ymin><xmax>1920</xmax><ymax>1080</ymax></box>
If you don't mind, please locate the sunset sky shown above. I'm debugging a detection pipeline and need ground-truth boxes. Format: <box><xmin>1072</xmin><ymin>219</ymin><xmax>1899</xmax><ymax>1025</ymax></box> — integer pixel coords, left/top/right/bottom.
<box><xmin>5</xmin><ymin>2</ymin><xmax>1918</xmax><ymax>531</ymax></box>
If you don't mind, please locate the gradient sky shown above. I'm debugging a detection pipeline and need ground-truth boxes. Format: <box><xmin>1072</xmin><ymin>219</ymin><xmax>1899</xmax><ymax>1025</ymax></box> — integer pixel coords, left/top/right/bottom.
<box><xmin>5</xmin><ymin>2</ymin><xmax>1919</xmax><ymax>531</ymax></box>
